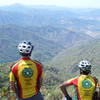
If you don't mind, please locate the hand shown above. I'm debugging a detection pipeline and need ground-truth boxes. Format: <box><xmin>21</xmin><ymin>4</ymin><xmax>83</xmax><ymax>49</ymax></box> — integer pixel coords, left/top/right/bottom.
<box><xmin>65</xmin><ymin>96</ymin><xmax>72</xmax><ymax>100</ymax></box>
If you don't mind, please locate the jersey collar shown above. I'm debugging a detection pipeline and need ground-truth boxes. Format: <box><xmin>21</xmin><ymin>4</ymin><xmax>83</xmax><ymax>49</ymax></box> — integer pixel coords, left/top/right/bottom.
<box><xmin>21</xmin><ymin>57</ymin><xmax>30</xmax><ymax>60</ymax></box>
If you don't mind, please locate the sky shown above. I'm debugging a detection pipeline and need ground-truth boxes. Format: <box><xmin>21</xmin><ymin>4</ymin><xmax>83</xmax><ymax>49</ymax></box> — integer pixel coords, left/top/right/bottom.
<box><xmin>0</xmin><ymin>0</ymin><xmax>100</xmax><ymax>8</ymax></box>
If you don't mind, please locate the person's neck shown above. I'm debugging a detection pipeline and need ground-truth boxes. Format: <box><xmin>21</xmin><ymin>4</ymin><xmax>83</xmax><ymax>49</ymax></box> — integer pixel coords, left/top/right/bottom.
<box><xmin>81</xmin><ymin>73</ymin><xmax>89</xmax><ymax>75</ymax></box>
<box><xmin>80</xmin><ymin>72</ymin><xmax>90</xmax><ymax>75</ymax></box>
<box><xmin>22</xmin><ymin>56</ymin><xmax>30</xmax><ymax>58</ymax></box>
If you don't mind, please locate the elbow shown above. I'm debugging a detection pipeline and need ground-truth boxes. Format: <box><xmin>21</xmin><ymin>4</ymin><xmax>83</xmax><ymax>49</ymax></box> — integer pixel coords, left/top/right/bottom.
<box><xmin>10</xmin><ymin>82</ymin><xmax>15</xmax><ymax>88</ymax></box>
<box><xmin>59</xmin><ymin>85</ymin><xmax>65</xmax><ymax>90</ymax></box>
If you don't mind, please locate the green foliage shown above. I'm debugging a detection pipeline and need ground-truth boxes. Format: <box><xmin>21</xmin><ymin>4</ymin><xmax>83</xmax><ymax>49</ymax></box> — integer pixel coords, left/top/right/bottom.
<box><xmin>45</xmin><ymin>88</ymin><xmax>62</xmax><ymax>100</ymax></box>
<box><xmin>50</xmin><ymin>39</ymin><xmax>100</xmax><ymax>80</ymax></box>
<box><xmin>0</xmin><ymin>4</ymin><xmax>100</xmax><ymax>100</ymax></box>
<box><xmin>0</xmin><ymin>25</ymin><xmax>64</xmax><ymax>63</ymax></box>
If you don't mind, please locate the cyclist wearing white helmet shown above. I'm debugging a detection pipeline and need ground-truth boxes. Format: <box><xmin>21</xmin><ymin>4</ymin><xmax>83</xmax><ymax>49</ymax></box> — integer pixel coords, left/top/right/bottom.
<box><xmin>9</xmin><ymin>41</ymin><xmax>44</xmax><ymax>100</ymax></box>
<box><xmin>60</xmin><ymin>60</ymin><xmax>98</xmax><ymax>100</ymax></box>
<box><xmin>78</xmin><ymin>60</ymin><xmax>91</xmax><ymax>74</ymax></box>
<box><xmin>18</xmin><ymin>40</ymin><xmax>33</xmax><ymax>56</ymax></box>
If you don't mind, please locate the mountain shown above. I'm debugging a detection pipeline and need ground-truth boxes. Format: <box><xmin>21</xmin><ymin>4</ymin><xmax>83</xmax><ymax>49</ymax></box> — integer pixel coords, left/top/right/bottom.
<box><xmin>0</xmin><ymin>4</ymin><xmax>77</xmax><ymax>16</ymax></box>
<box><xmin>1</xmin><ymin>38</ymin><xmax>100</xmax><ymax>100</ymax></box>
<box><xmin>80</xmin><ymin>9</ymin><xmax>100</xmax><ymax>17</ymax></box>
<box><xmin>0</xmin><ymin>4</ymin><xmax>100</xmax><ymax>37</ymax></box>
<box><xmin>50</xmin><ymin>39</ymin><xmax>100</xmax><ymax>80</ymax></box>
<box><xmin>0</xmin><ymin>4</ymin><xmax>78</xmax><ymax>26</ymax></box>
<box><xmin>0</xmin><ymin>4</ymin><xmax>99</xmax><ymax>64</ymax></box>
<box><xmin>0</xmin><ymin>25</ymin><xmax>64</xmax><ymax>63</ymax></box>
<box><xmin>27</xmin><ymin>26</ymin><xmax>92</xmax><ymax>46</ymax></box>
<box><xmin>0</xmin><ymin>24</ymin><xmax>92</xmax><ymax>63</ymax></box>
<box><xmin>0</xmin><ymin>4</ymin><xmax>100</xmax><ymax>100</ymax></box>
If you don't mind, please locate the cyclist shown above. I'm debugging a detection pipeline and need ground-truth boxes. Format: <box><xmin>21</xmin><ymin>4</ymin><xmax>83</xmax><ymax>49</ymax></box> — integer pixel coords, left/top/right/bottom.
<box><xmin>9</xmin><ymin>40</ymin><xmax>44</xmax><ymax>100</ymax></box>
<box><xmin>60</xmin><ymin>60</ymin><xmax>98</xmax><ymax>100</ymax></box>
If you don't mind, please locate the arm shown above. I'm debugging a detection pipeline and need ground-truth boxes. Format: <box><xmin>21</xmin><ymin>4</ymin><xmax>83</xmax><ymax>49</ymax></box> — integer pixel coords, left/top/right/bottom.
<box><xmin>9</xmin><ymin>72</ymin><xmax>16</xmax><ymax>93</ymax></box>
<box><xmin>38</xmin><ymin>68</ymin><xmax>44</xmax><ymax>90</ymax></box>
<box><xmin>60</xmin><ymin>84</ymin><xmax>72</xmax><ymax>100</ymax></box>
<box><xmin>38</xmin><ymin>77</ymin><xmax>43</xmax><ymax>90</ymax></box>
<box><xmin>37</xmin><ymin>62</ymin><xmax>44</xmax><ymax>91</ymax></box>
<box><xmin>59</xmin><ymin>77</ymin><xmax>77</xmax><ymax>100</ymax></box>
<box><xmin>92</xmin><ymin>77</ymin><xmax>99</xmax><ymax>100</ymax></box>
<box><xmin>10</xmin><ymin>81</ymin><xmax>16</xmax><ymax>93</ymax></box>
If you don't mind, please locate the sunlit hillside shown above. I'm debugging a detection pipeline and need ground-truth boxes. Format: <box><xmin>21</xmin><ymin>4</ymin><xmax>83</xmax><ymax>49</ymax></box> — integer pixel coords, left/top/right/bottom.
<box><xmin>0</xmin><ymin>4</ymin><xmax>100</xmax><ymax>100</ymax></box>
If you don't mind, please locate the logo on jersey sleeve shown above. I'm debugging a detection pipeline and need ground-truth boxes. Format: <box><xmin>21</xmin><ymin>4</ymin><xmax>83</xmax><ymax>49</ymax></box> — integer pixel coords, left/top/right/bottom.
<box><xmin>82</xmin><ymin>80</ymin><xmax>92</xmax><ymax>88</ymax></box>
<box><xmin>22</xmin><ymin>68</ymin><xmax>33</xmax><ymax>78</ymax></box>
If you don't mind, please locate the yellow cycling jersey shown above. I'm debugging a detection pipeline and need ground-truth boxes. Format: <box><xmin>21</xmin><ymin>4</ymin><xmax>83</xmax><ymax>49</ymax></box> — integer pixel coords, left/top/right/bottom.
<box><xmin>9</xmin><ymin>57</ymin><xmax>43</xmax><ymax>99</ymax></box>
<box><xmin>65</xmin><ymin>75</ymin><xmax>96</xmax><ymax>100</ymax></box>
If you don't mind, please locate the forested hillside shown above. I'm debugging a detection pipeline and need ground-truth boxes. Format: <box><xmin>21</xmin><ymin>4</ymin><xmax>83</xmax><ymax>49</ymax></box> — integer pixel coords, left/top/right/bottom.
<box><xmin>0</xmin><ymin>4</ymin><xmax>100</xmax><ymax>100</ymax></box>
<box><xmin>0</xmin><ymin>25</ymin><xmax>65</xmax><ymax>63</ymax></box>
<box><xmin>0</xmin><ymin>24</ymin><xmax>93</xmax><ymax>63</ymax></box>
<box><xmin>50</xmin><ymin>39</ymin><xmax>100</xmax><ymax>80</ymax></box>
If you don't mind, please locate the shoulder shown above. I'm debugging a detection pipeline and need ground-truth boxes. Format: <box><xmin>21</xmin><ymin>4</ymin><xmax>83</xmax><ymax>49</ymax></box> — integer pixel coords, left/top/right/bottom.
<box><xmin>9</xmin><ymin>59</ymin><xmax>21</xmax><ymax>70</ymax></box>
<box><xmin>93</xmin><ymin>76</ymin><xmax>98</xmax><ymax>83</ymax></box>
<box><xmin>67</xmin><ymin>76</ymin><xmax>78</xmax><ymax>82</ymax></box>
<box><xmin>33</xmin><ymin>60</ymin><xmax>43</xmax><ymax>67</ymax></box>
<box><xmin>33</xmin><ymin>60</ymin><xmax>44</xmax><ymax>74</ymax></box>
<box><xmin>59</xmin><ymin>77</ymin><xmax>78</xmax><ymax>87</ymax></box>
<box><xmin>33</xmin><ymin>60</ymin><xmax>42</xmax><ymax>64</ymax></box>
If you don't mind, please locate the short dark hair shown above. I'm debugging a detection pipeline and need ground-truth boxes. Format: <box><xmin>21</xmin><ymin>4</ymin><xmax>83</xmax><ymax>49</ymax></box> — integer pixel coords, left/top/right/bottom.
<box><xmin>19</xmin><ymin>52</ymin><xmax>31</xmax><ymax>57</ymax></box>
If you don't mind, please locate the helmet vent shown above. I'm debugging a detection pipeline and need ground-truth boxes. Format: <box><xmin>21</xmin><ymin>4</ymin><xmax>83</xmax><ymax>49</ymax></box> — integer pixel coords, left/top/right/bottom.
<box><xmin>18</xmin><ymin>41</ymin><xmax>33</xmax><ymax>54</ymax></box>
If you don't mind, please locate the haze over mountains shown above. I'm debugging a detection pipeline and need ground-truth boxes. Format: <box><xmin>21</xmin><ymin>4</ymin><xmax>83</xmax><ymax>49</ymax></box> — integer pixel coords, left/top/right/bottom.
<box><xmin>0</xmin><ymin>4</ymin><xmax>100</xmax><ymax>65</ymax></box>
<box><xmin>0</xmin><ymin>4</ymin><xmax>100</xmax><ymax>100</ymax></box>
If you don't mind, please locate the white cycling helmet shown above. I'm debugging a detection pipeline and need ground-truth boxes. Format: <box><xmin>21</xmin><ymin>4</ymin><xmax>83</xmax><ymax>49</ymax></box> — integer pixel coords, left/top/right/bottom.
<box><xmin>78</xmin><ymin>60</ymin><xmax>91</xmax><ymax>70</ymax></box>
<box><xmin>18</xmin><ymin>40</ymin><xmax>33</xmax><ymax>54</ymax></box>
